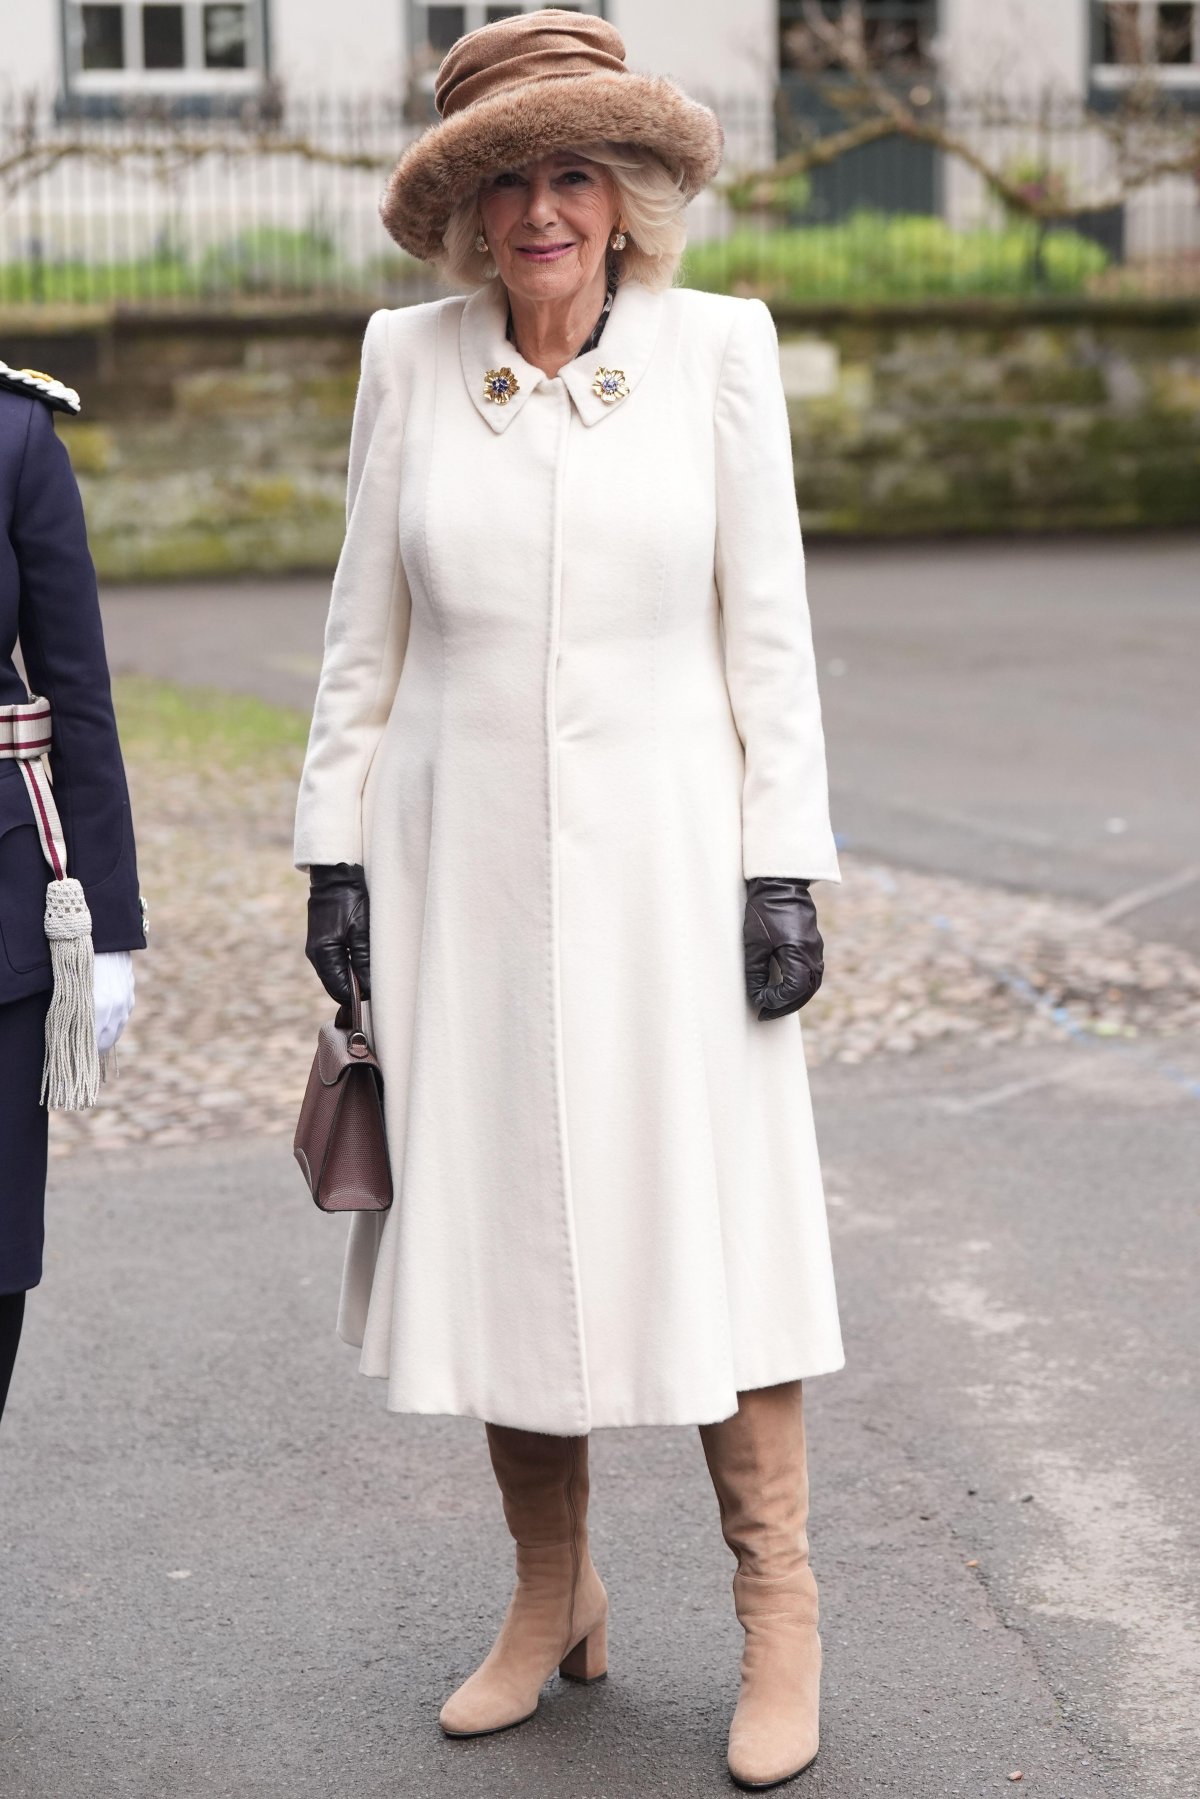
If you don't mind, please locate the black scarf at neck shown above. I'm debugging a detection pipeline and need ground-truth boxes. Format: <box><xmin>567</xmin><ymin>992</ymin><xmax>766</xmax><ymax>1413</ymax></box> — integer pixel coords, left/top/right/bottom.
<box><xmin>505</xmin><ymin>268</ymin><xmax>619</xmax><ymax>362</ymax></box>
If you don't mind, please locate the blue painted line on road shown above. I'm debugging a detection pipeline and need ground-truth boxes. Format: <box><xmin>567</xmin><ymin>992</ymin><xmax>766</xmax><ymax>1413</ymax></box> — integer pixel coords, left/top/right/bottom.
<box><xmin>927</xmin><ymin>908</ymin><xmax>1200</xmax><ymax>1102</ymax></box>
<box><xmin>830</xmin><ymin>848</ymin><xmax>1200</xmax><ymax>1099</ymax></box>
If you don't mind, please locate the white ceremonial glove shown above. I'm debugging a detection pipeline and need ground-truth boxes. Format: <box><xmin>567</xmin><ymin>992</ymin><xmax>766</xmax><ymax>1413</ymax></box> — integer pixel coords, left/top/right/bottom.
<box><xmin>93</xmin><ymin>950</ymin><xmax>135</xmax><ymax>1056</ymax></box>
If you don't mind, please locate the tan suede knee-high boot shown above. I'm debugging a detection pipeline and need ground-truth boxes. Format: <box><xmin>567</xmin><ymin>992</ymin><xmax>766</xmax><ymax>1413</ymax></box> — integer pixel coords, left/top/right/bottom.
<box><xmin>699</xmin><ymin>1382</ymin><xmax>820</xmax><ymax>1790</ymax></box>
<box><xmin>439</xmin><ymin>1425</ymin><xmax>608</xmax><ymax>1738</ymax></box>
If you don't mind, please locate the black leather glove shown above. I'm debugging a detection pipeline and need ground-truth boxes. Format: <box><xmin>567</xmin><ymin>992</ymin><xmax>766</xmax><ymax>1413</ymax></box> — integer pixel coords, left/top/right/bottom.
<box><xmin>306</xmin><ymin>863</ymin><xmax>371</xmax><ymax>1005</ymax></box>
<box><xmin>743</xmin><ymin>877</ymin><xmax>824</xmax><ymax>1021</ymax></box>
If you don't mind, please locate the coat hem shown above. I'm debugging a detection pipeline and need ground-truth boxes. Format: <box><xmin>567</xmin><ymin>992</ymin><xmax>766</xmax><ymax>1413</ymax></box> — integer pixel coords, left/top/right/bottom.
<box><xmin>0</xmin><ymin>1240</ymin><xmax>44</xmax><ymax>1294</ymax></box>
<box><xmin>336</xmin><ymin>1333</ymin><xmax>845</xmax><ymax>1432</ymax></box>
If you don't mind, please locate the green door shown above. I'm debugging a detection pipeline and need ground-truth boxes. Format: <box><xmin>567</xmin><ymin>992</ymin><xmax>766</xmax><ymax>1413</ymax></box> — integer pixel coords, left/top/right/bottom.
<box><xmin>777</xmin><ymin>0</ymin><xmax>940</xmax><ymax>221</ymax></box>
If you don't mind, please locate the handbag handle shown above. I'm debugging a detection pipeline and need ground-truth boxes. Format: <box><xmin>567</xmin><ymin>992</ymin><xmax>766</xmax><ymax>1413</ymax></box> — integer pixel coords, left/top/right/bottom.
<box><xmin>338</xmin><ymin>967</ymin><xmax>372</xmax><ymax>1059</ymax></box>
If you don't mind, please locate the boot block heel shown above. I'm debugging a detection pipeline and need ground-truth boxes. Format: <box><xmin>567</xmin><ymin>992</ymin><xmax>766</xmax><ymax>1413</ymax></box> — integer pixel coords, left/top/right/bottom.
<box><xmin>559</xmin><ymin>1618</ymin><xmax>607</xmax><ymax>1683</ymax></box>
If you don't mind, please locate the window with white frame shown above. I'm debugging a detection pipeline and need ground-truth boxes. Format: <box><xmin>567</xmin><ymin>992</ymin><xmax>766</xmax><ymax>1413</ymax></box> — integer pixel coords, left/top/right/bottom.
<box><xmin>64</xmin><ymin>2</ymin><xmax>267</xmax><ymax>92</ymax></box>
<box><xmin>1091</xmin><ymin>2</ymin><xmax>1200</xmax><ymax>85</ymax></box>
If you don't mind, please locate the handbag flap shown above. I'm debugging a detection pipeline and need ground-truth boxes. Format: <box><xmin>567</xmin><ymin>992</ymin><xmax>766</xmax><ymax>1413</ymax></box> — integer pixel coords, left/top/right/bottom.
<box><xmin>315</xmin><ymin>1016</ymin><xmax>380</xmax><ymax>1086</ymax></box>
<box><xmin>312</xmin><ymin>1067</ymin><xmax>392</xmax><ymax>1211</ymax></box>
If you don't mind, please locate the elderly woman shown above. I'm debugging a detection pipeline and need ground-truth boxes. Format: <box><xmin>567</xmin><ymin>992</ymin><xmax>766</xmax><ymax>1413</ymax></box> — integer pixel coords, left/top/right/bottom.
<box><xmin>295</xmin><ymin>11</ymin><xmax>843</xmax><ymax>1789</ymax></box>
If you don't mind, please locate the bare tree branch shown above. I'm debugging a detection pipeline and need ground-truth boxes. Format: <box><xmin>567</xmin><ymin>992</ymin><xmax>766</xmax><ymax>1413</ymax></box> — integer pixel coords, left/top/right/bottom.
<box><xmin>0</xmin><ymin>127</ymin><xmax>393</xmax><ymax>204</ymax></box>
<box><xmin>733</xmin><ymin>0</ymin><xmax>1200</xmax><ymax>224</ymax></box>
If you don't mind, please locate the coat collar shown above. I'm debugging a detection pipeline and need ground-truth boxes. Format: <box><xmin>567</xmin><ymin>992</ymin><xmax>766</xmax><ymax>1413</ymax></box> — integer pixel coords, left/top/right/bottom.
<box><xmin>459</xmin><ymin>276</ymin><xmax>665</xmax><ymax>434</ymax></box>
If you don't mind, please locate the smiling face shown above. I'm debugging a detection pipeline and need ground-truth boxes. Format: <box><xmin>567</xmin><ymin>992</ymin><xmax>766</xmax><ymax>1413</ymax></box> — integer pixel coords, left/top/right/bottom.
<box><xmin>477</xmin><ymin>150</ymin><xmax>621</xmax><ymax>308</ymax></box>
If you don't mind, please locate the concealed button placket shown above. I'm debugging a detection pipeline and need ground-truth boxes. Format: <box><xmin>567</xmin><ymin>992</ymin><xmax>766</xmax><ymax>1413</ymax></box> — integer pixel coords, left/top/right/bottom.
<box><xmin>542</xmin><ymin>376</ymin><xmax>589</xmax><ymax>1428</ymax></box>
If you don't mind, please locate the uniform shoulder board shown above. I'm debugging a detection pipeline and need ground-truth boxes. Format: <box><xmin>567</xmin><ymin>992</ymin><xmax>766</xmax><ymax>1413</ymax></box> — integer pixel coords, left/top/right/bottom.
<box><xmin>0</xmin><ymin>359</ymin><xmax>82</xmax><ymax>415</ymax></box>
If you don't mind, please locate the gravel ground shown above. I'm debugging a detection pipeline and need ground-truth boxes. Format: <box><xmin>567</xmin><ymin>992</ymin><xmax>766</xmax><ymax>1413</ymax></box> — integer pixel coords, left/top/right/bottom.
<box><xmin>49</xmin><ymin>701</ymin><xmax>1200</xmax><ymax>1157</ymax></box>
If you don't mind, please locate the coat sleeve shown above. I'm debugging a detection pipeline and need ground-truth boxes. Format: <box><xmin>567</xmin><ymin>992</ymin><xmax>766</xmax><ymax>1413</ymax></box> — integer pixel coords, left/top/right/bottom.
<box><xmin>714</xmin><ymin>299</ymin><xmax>841</xmax><ymax>884</ymax></box>
<box><xmin>13</xmin><ymin>399</ymin><xmax>146</xmax><ymax>953</ymax></box>
<box><xmin>293</xmin><ymin>309</ymin><xmax>412</xmax><ymax>869</ymax></box>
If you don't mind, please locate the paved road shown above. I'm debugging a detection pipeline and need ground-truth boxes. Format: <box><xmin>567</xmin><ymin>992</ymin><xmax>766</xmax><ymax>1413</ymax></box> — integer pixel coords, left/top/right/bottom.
<box><xmin>812</xmin><ymin>535</ymin><xmax>1200</xmax><ymax>953</ymax></box>
<box><xmin>98</xmin><ymin>533</ymin><xmax>1200</xmax><ymax>951</ymax></box>
<box><xmin>3</xmin><ymin>1032</ymin><xmax>1197</xmax><ymax>1799</ymax></box>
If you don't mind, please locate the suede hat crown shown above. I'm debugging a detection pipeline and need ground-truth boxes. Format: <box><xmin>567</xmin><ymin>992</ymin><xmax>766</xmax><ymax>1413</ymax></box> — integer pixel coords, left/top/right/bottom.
<box><xmin>381</xmin><ymin>9</ymin><xmax>724</xmax><ymax>263</ymax></box>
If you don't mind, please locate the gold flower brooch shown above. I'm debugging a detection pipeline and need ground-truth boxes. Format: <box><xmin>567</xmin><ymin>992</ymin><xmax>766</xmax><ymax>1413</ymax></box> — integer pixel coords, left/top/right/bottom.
<box><xmin>591</xmin><ymin>367</ymin><xmax>629</xmax><ymax>404</ymax></box>
<box><xmin>483</xmin><ymin>367</ymin><xmax>520</xmax><ymax>405</ymax></box>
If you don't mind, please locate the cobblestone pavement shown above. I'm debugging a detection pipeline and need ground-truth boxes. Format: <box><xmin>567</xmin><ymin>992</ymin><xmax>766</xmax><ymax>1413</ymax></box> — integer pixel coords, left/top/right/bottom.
<box><xmin>49</xmin><ymin>699</ymin><xmax>1200</xmax><ymax>1157</ymax></box>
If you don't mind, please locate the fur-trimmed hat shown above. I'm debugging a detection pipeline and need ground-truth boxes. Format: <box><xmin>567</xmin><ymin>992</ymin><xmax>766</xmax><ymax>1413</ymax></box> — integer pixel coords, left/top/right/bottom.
<box><xmin>381</xmin><ymin>10</ymin><xmax>724</xmax><ymax>263</ymax></box>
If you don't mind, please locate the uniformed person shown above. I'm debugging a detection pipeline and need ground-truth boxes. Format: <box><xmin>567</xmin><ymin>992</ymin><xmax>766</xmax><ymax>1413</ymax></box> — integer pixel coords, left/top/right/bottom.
<box><xmin>0</xmin><ymin>360</ymin><xmax>145</xmax><ymax>1426</ymax></box>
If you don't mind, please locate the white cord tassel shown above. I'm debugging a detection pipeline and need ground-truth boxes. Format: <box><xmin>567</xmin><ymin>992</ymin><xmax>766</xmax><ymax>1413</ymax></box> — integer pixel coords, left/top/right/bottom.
<box><xmin>40</xmin><ymin>876</ymin><xmax>100</xmax><ymax>1111</ymax></box>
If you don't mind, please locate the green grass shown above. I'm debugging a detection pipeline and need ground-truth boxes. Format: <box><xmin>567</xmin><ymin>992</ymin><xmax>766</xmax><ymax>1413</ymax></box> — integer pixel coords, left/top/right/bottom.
<box><xmin>0</xmin><ymin>227</ymin><xmax>424</xmax><ymax>305</ymax></box>
<box><xmin>2</xmin><ymin>212</ymin><xmax>1115</xmax><ymax>308</ymax></box>
<box><xmin>681</xmin><ymin>211</ymin><xmax>1111</xmax><ymax>302</ymax></box>
<box><xmin>112</xmin><ymin>675</ymin><xmax>308</xmax><ymax>771</ymax></box>
<box><xmin>1</xmin><ymin>255</ymin><xmax>196</xmax><ymax>305</ymax></box>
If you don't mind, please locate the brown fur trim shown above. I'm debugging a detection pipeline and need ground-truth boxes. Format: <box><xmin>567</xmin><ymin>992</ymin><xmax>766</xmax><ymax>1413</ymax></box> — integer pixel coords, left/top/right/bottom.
<box><xmin>381</xmin><ymin>72</ymin><xmax>723</xmax><ymax>262</ymax></box>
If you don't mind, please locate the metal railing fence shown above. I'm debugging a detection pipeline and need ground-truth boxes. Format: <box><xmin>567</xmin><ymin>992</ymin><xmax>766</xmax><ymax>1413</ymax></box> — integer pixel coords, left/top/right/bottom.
<box><xmin>2</xmin><ymin>87</ymin><xmax>1198</xmax><ymax>307</ymax></box>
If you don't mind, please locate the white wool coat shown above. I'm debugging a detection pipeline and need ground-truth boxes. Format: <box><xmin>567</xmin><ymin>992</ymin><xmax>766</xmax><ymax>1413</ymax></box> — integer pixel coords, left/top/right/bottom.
<box><xmin>294</xmin><ymin>275</ymin><xmax>844</xmax><ymax>1434</ymax></box>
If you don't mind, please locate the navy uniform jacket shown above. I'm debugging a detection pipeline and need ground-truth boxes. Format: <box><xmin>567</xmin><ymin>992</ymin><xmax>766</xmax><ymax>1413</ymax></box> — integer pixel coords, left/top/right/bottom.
<box><xmin>0</xmin><ymin>388</ymin><xmax>145</xmax><ymax>1004</ymax></box>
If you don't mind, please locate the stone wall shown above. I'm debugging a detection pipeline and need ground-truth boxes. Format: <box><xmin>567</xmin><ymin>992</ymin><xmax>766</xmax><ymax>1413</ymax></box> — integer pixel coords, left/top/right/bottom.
<box><xmin>4</xmin><ymin>306</ymin><xmax>365</xmax><ymax>580</ymax></box>
<box><xmin>774</xmin><ymin>299</ymin><xmax>1200</xmax><ymax>535</ymax></box>
<box><xmin>2</xmin><ymin>297</ymin><xmax>1197</xmax><ymax>578</ymax></box>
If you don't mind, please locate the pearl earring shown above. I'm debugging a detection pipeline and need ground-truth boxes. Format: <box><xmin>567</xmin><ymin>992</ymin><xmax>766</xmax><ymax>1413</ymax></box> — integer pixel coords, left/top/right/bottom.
<box><xmin>474</xmin><ymin>231</ymin><xmax>488</xmax><ymax>253</ymax></box>
<box><xmin>611</xmin><ymin>229</ymin><xmax>627</xmax><ymax>251</ymax></box>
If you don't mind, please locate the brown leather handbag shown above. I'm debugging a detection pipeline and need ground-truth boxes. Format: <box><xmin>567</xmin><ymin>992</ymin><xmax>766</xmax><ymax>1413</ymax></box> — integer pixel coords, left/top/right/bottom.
<box><xmin>294</xmin><ymin>971</ymin><xmax>392</xmax><ymax>1212</ymax></box>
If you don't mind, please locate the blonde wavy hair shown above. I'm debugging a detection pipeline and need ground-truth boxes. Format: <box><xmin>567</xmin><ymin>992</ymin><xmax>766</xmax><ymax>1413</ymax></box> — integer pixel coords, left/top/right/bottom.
<box><xmin>437</xmin><ymin>141</ymin><xmax>688</xmax><ymax>293</ymax></box>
